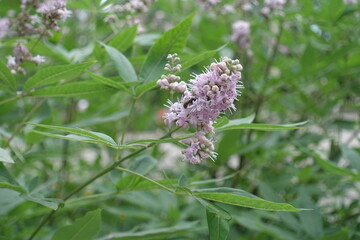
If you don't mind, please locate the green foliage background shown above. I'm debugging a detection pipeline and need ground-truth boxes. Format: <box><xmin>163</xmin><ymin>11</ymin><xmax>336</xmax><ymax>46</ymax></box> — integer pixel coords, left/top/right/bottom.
<box><xmin>0</xmin><ymin>0</ymin><xmax>359</xmax><ymax>239</ymax></box>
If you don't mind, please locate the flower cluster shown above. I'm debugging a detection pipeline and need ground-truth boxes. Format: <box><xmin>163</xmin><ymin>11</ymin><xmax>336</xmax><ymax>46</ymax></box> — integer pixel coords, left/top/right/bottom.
<box><xmin>37</xmin><ymin>0</ymin><xmax>71</xmax><ymax>32</ymax></box>
<box><xmin>157</xmin><ymin>53</ymin><xmax>186</xmax><ymax>93</ymax></box>
<box><xmin>0</xmin><ymin>18</ymin><xmax>9</xmax><ymax>38</ymax></box>
<box><xmin>343</xmin><ymin>0</ymin><xmax>357</xmax><ymax>4</ymax></box>
<box><xmin>7</xmin><ymin>42</ymin><xmax>45</xmax><ymax>74</ymax></box>
<box><xmin>105</xmin><ymin>0</ymin><xmax>156</xmax><ymax>32</ymax></box>
<box><xmin>196</xmin><ymin>0</ymin><xmax>221</xmax><ymax>10</ymax></box>
<box><xmin>1</xmin><ymin>0</ymin><xmax>70</xmax><ymax>74</ymax></box>
<box><xmin>261</xmin><ymin>0</ymin><xmax>286</xmax><ymax>17</ymax></box>
<box><xmin>164</xmin><ymin>57</ymin><xmax>243</xmax><ymax>164</ymax></box>
<box><xmin>231</xmin><ymin>20</ymin><xmax>252</xmax><ymax>57</ymax></box>
<box><xmin>111</xmin><ymin>0</ymin><xmax>156</xmax><ymax>14</ymax></box>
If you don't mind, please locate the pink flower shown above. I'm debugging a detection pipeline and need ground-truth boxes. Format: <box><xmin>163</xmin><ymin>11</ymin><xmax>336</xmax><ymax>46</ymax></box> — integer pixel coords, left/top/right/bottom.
<box><xmin>164</xmin><ymin>57</ymin><xmax>244</xmax><ymax>164</ymax></box>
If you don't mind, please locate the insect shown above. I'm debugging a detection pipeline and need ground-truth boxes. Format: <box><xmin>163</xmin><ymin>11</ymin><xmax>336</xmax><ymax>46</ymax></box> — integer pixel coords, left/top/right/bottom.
<box><xmin>183</xmin><ymin>98</ymin><xmax>195</xmax><ymax>109</ymax></box>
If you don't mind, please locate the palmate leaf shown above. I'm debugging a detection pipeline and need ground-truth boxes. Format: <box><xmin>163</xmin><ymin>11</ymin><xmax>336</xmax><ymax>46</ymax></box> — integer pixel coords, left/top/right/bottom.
<box><xmin>139</xmin><ymin>13</ymin><xmax>194</xmax><ymax>83</ymax></box>
<box><xmin>52</xmin><ymin>209</ymin><xmax>102</xmax><ymax>240</ymax></box>
<box><xmin>23</xmin><ymin>62</ymin><xmax>94</xmax><ymax>92</ymax></box>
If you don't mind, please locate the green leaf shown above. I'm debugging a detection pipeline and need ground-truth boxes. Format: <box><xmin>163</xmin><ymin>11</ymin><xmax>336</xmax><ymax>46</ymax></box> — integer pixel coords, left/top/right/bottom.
<box><xmin>181</xmin><ymin>46</ymin><xmax>224</xmax><ymax>71</ymax></box>
<box><xmin>178</xmin><ymin>175</ymin><xmax>187</xmax><ymax>188</ymax></box>
<box><xmin>298</xmin><ymin>145</ymin><xmax>359</xmax><ymax>179</ymax></box>
<box><xmin>139</xmin><ymin>13</ymin><xmax>194</xmax><ymax>83</ymax></box>
<box><xmin>86</xmin><ymin>70</ymin><xmax>132</xmax><ymax>94</ymax></box>
<box><xmin>341</xmin><ymin>145</ymin><xmax>360</xmax><ymax>170</ymax></box>
<box><xmin>318</xmin><ymin>228</ymin><xmax>349</xmax><ymax>240</ymax></box>
<box><xmin>206</xmin><ymin>209</ymin><xmax>230</xmax><ymax>240</ymax></box>
<box><xmin>115</xmin><ymin>167</ymin><xmax>174</xmax><ymax>193</ymax></box>
<box><xmin>214</xmin><ymin>113</ymin><xmax>254</xmax><ymax>130</ymax></box>
<box><xmin>215</xmin><ymin>120</ymin><xmax>306</xmax><ymax>132</ymax></box>
<box><xmin>32</xmin><ymin>130</ymin><xmax>133</xmax><ymax>149</ymax></box>
<box><xmin>30</xmin><ymin>82</ymin><xmax>117</xmax><ymax>97</ymax></box>
<box><xmin>0</xmin><ymin>181</ymin><xmax>24</xmax><ymax>193</ymax></box>
<box><xmin>125</xmin><ymin>134</ymin><xmax>192</xmax><ymax>145</ymax></box>
<box><xmin>135</xmin><ymin>79</ymin><xmax>158</xmax><ymax>98</ymax></box>
<box><xmin>52</xmin><ymin>209</ymin><xmax>102</xmax><ymax>240</ymax></box>
<box><xmin>213</xmin><ymin>117</ymin><xmax>230</xmax><ymax>128</ymax></box>
<box><xmin>117</xmin><ymin>156</ymin><xmax>158</xmax><ymax>191</ymax></box>
<box><xmin>109</xmin><ymin>25</ymin><xmax>138</xmax><ymax>52</ymax></box>
<box><xmin>28</xmin><ymin>123</ymin><xmax>117</xmax><ymax>146</ymax></box>
<box><xmin>97</xmin><ymin>222</ymin><xmax>198</xmax><ymax>240</ymax></box>
<box><xmin>102</xmin><ymin>43</ymin><xmax>137</xmax><ymax>82</ymax></box>
<box><xmin>193</xmin><ymin>188</ymin><xmax>303</xmax><ymax>212</ymax></box>
<box><xmin>22</xmin><ymin>195</ymin><xmax>62</xmax><ymax>210</ymax></box>
<box><xmin>24</xmin><ymin>62</ymin><xmax>94</xmax><ymax>92</ymax></box>
<box><xmin>296</xmin><ymin>188</ymin><xmax>323</xmax><ymax>239</ymax></box>
<box><xmin>0</xmin><ymin>60</ymin><xmax>16</xmax><ymax>91</ymax></box>
<box><xmin>0</xmin><ymin>147</ymin><xmax>14</xmax><ymax>164</ymax></box>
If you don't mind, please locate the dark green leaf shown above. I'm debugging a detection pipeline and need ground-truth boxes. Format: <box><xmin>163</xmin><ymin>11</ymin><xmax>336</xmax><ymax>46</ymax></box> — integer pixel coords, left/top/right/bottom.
<box><xmin>86</xmin><ymin>70</ymin><xmax>132</xmax><ymax>94</ymax></box>
<box><xmin>102</xmin><ymin>44</ymin><xmax>137</xmax><ymax>82</ymax></box>
<box><xmin>0</xmin><ymin>60</ymin><xmax>16</xmax><ymax>91</ymax></box>
<box><xmin>193</xmin><ymin>188</ymin><xmax>303</xmax><ymax>212</ymax></box>
<box><xmin>52</xmin><ymin>209</ymin><xmax>102</xmax><ymax>240</ymax></box>
<box><xmin>28</xmin><ymin>123</ymin><xmax>117</xmax><ymax>146</ymax></box>
<box><xmin>206</xmin><ymin>209</ymin><xmax>230</xmax><ymax>240</ymax></box>
<box><xmin>30</xmin><ymin>82</ymin><xmax>117</xmax><ymax>97</ymax></box>
<box><xmin>109</xmin><ymin>25</ymin><xmax>138</xmax><ymax>52</ymax></box>
<box><xmin>24</xmin><ymin>62</ymin><xmax>94</xmax><ymax>92</ymax></box>
<box><xmin>140</xmin><ymin>13</ymin><xmax>194</xmax><ymax>83</ymax></box>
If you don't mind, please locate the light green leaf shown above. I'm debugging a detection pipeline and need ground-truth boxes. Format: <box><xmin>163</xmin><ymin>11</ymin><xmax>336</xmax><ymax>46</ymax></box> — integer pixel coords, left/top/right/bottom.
<box><xmin>0</xmin><ymin>61</ymin><xmax>16</xmax><ymax>91</ymax></box>
<box><xmin>206</xmin><ymin>209</ymin><xmax>230</xmax><ymax>240</ymax></box>
<box><xmin>109</xmin><ymin>25</ymin><xmax>138</xmax><ymax>52</ymax></box>
<box><xmin>31</xmin><ymin>130</ymin><xmax>132</xmax><ymax>149</ymax></box>
<box><xmin>30</xmin><ymin>82</ymin><xmax>117</xmax><ymax>97</ymax></box>
<box><xmin>139</xmin><ymin>13</ymin><xmax>194</xmax><ymax>83</ymax></box>
<box><xmin>298</xmin><ymin>145</ymin><xmax>359</xmax><ymax>179</ymax></box>
<box><xmin>102</xmin><ymin>44</ymin><xmax>137</xmax><ymax>82</ymax></box>
<box><xmin>24</xmin><ymin>62</ymin><xmax>94</xmax><ymax>92</ymax></box>
<box><xmin>215</xmin><ymin>121</ymin><xmax>306</xmax><ymax>132</ymax></box>
<box><xmin>0</xmin><ymin>148</ymin><xmax>14</xmax><ymax>164</ymax></box>
<box><xmin>28</xmin><ymin>123</ymin><xmax>117</xmax><ymax>146</ymax></box>
<box><xmin>181</xmin><ymin>46</ymin><xmax>224</xmax><ymax>71</ymax></box>
<box><xmin>135</xmin><ymin>79</ymin><xmax>157</xmax><ymax>98</ymax></box>
<box><xmin>126</xmin><ymin>134</ymin><xmax>192</xmax><ymax>145</ymax></box>
<box><xmin>97</xmin><ymin>222</ymin><xmax>198</xmax><ymax>240</ymax></box>
<box><xmin>22</xmin><ymin>195</ymin><xmax>62</xmax><ymax>210</ymax></box>
<box><xmin>341</xmin><ymin>145</ymin><xmax>360</xmax><ymax>170</ymax></box>
<box><xmin>0</xmin><ymin>181</ymin><xmax>24</xmax><ymax>193</ymax></box>
<box><xmin>52</xmin><ymin>209</ymin><xmax>102</xmax><ymax>240</ymax></box>
<box><xmin>178</xmin><ymin>175</ymin><xmax>188</xmax><ymax>188</ymax></box>
<box><xmin>117</xmin><ymin>156</ymin><xmax>157</xmax><ymax>191</ymax></box>
<box><xmin>86</xmin><ymin>70</ymin><xmax>132</xmax><ymax>94</ymax></box>
<box><xmin>214</xmin><ymin>114</ymin><xmax>254</xmax><ymax>130</ymax></box>
<box><xmin>193</xmin><ymin>188</ymin><xmax>303</xmax><ymax>212</ymax></box>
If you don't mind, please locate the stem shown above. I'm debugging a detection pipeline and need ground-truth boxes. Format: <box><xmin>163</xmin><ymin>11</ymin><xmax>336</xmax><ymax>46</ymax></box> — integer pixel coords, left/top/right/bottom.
<box><xmin>27</xmin><ymin>126</ymin><xmax>181</xmax><ymax>240</ymax></box>
<box><xmin>120</xmin><ymin>99</ymin><xmax>137</xmax><ymax>145</ymax></box>
<box><xmin>0</xmin><ymin>95</ymin><xmax>21</xmax><ymax>105</ymax></box>
<box><xmin>6</xmin><ymin>98</ymin><xmax>46</xmax><ymax>146</ymax></box>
